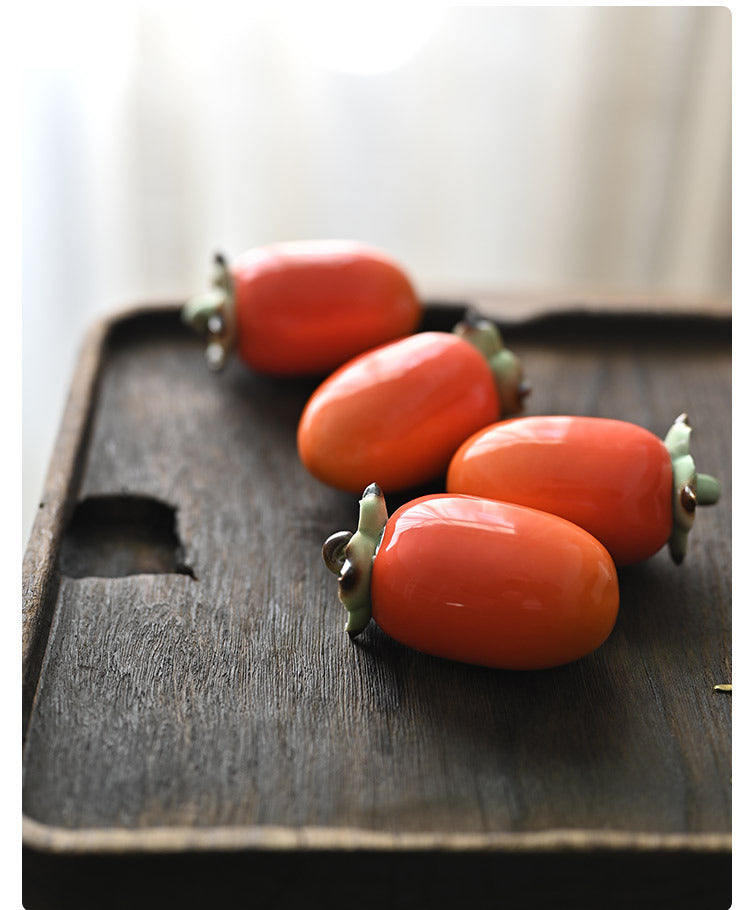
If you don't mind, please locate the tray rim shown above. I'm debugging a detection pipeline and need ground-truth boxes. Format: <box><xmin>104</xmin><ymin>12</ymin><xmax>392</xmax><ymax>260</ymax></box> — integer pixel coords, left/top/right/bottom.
<box><xmin>22</xmin><ymin>815</ymin><xmax>731</xmax><ymax>856</ymax></box>
<box><xmin>22</xmin><ymin>300</ymin><xmax>732</xmax><ymax>857</ymax></box>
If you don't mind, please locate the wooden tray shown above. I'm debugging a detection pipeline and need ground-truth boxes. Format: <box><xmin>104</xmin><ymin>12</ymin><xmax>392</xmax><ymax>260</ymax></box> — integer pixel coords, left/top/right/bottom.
<box><xmin>22</xmin><ymin>299</ymin><xmax>732</xmax><ymax>909</ymax></box>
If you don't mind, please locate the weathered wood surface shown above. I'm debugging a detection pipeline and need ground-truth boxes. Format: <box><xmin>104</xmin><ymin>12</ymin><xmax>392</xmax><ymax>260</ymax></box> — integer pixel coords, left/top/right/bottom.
<box><xmin>22</xmin><ymin>301</ymin><xmax>731</xmax><ymax>909</ymax></box>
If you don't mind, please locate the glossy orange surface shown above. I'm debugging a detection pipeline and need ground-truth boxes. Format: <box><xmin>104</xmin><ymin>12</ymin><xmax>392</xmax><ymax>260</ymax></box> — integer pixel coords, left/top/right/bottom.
<box><xmin>371</xmin><ymin>494</ymin><xmax>619</xmax><ymax>670</ymax></box>
<box><xmin>297</xmin><ymin>333</ymin><xmax>499</xmax><ymax>493</ymax></box>
<box><xmin>232</xmin><ymin>240</ymin><xmax>421</xmax><ymax>375</ymax></box>
<box><xmin>446</xmin><ymin>416</ymin><xmax>673</xmax><ymax>566</ymax></box>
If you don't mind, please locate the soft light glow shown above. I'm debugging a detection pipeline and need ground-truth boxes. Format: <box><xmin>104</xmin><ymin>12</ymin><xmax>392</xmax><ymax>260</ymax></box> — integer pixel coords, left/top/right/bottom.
<box><xmin>284</xmin><ymin>5</ymin><xmax>447</xmax><ymax>76</ymax></box>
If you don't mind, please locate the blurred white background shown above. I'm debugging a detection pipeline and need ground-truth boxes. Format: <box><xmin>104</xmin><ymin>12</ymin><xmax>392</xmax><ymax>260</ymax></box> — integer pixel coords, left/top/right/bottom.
<box><xmin>22</xmin><ymin>3</ymin><xmax>731</xmax><ymax>547</ymax></box>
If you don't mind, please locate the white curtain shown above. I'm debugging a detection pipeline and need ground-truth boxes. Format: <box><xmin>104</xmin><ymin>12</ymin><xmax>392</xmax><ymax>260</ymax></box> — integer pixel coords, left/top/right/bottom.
<box><xmin>22</xmin><ymin>3</ymin><xmax>731</xmax><ymax>544</ymax></box>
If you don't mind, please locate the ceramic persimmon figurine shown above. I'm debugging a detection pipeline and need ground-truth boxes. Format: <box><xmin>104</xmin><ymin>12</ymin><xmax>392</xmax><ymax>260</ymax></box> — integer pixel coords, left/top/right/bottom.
<box><xmin>322</xmin><ymin>484</ymin><xmax>619</xmax><ymax>670</ymax></box>
<box><xmin>446</xmin><ymin>413</ymin><xmax>720</xmax><ymax>565</ymax></box>
<box><xmin>182</xmin><ymin>240</ymin><xmax>422</xmax><ymax>374</ymax></box>
<box><xmin>298</xmin><ymin>313</ymin><xmax>530</xmax><ymax>493</ymax></box>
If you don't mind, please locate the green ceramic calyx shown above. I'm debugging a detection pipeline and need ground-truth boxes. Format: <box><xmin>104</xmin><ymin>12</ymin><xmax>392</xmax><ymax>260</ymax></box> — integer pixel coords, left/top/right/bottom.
<box><xmin>664</xmin><ymin>413</ymin><xmax>721</xmax><ymax>564</ymax></box>
<box><xmin>181</xmin><ymin>252</ymin><xmax>237</xmax><ymax>371</ymax></box>
<box><xmin>453</xmin><ymin>310</ymin><xmax>531</xmax><ymax>415</ymax></box>
<box><xmin>322</xmin><ymin>483</ymin><xmax>389</xmax><ymax>636</ymax></box>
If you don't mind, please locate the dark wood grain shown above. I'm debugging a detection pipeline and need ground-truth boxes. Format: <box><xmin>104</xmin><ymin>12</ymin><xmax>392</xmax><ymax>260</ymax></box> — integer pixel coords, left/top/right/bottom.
<box><xmin>22</xmin><ymin>302</ymin><xmax>731</xmax><ymax>908</ymax></box>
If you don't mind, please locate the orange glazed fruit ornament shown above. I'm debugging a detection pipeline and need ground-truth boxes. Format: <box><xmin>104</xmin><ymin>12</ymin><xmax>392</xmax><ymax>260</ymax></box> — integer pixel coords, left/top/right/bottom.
<box><xmin>297</xmin><ymin>313</ymin><xmax>530</xmax><ymax>493</ymax></box>
<box><xmin>181</xmin><ymin>240</ymin><xmax>422</xmax><ymax>374</ymax></box>
<box><xmin>446</xmin><ymin>413</ymin><xmax>721</xmax><ymax>566</ymax></box>
<box><xmin>322</xmin><ymin>484</ymin><xmax>619</xmax><ymax>670</ymax></box>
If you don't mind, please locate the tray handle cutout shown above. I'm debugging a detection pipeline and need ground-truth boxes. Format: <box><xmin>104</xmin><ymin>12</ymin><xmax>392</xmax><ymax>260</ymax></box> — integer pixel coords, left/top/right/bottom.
<box><xmin>59</xmin><ymin>495</ymin><xmax>195</xmax><ymax>579</ymax></box>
